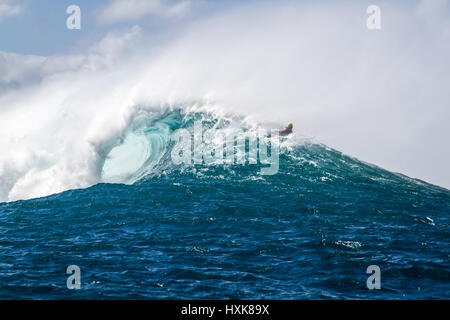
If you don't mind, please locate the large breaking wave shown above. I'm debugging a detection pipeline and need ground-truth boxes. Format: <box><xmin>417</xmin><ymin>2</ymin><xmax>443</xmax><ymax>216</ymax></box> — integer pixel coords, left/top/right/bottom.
<box><xmin>1</xmin><ymin>1</ymin><xmax>450</xmax><ymax>201</ymax></box>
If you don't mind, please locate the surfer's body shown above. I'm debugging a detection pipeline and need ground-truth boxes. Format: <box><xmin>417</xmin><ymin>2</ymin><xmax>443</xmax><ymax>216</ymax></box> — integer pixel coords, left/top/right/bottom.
<box><xmin>279</xmin><ymin>123</ymin><xmax>293</xmax><ymax>136</ymax></box>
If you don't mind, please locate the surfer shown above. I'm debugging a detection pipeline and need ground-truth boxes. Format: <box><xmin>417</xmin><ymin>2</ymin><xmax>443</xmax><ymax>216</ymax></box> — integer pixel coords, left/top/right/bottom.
<box><xmin>279</xmin><ymin>123</ymin><xmax>293</xmax><ymax>136</ymax></box>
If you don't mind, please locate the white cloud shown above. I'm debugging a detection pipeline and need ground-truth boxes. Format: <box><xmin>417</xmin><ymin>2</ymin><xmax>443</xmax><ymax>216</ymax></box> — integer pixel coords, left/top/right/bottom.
<box><xmin>0</xmin><ymin>51</ymin><xmax>45</xmax><ymax>93</ymax></box>
<box><xmin>0</xmin><ymin>0</ymin><xmax>22</xmax><ymax>21</ymax></box>
<box><xmin>0</xmin><ymin>25</ymin><xmax>142</xmax><ymax>94</ymax></box>
<box><xmin>98</xmin><ymin>0</ymin><xmax>191</xmax><ymax>25</ymax></box>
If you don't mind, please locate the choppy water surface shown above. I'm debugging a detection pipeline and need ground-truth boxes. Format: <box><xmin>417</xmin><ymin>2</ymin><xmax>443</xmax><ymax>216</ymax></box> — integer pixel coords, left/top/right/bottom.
<box><xmin>0</xmin><ymin>142</ymin><xmax>448</xmax><ymax>299</ymax></box>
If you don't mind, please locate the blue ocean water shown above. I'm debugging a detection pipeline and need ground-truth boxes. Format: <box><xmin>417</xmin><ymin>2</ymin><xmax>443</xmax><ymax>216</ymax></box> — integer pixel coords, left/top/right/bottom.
<box><xmin>0</xmin><ymin>112</ymin><xmax>449</xmax><ymax>299</ymax></box>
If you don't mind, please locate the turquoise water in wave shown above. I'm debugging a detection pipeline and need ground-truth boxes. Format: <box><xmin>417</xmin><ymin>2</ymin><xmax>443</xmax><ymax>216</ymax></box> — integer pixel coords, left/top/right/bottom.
<box><xmin>0</xmin><ymin>115</ymin><xmax>449</xmax><ymax>299</ymax></box>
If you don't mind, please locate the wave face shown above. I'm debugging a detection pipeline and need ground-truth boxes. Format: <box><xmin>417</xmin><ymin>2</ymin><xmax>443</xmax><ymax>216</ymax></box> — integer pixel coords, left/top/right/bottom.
<box><xmin>0</xmin><ymin>112</ymin><xmax>448</xmax><ymax>299</ymax></box>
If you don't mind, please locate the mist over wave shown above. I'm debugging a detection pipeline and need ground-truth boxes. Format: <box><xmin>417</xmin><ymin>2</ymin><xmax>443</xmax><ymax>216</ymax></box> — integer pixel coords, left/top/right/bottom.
<box><xmin>0</xmin><ymin>1</ymin><xmax>449</xmax><ymax>201</ymax></box>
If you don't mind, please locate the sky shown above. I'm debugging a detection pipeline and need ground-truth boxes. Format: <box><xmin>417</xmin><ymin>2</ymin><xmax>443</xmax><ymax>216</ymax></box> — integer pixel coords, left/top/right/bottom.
<box><xmin>0</xmin><ymin>0</ymin><xmax>449</xmax><ymax>200</ymax></box>
<box><xmin>0</xmin><ymin>0</ymin><xmax>197</xmax><ymax>55</ymax></box>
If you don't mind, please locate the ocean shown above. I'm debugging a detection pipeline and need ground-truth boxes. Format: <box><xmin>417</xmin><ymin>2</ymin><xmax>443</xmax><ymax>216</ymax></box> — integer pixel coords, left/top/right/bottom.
<box><xmin>0</xmin><ymin>110</ymin><xmax>448</xmax><ymax>299</ymax></box>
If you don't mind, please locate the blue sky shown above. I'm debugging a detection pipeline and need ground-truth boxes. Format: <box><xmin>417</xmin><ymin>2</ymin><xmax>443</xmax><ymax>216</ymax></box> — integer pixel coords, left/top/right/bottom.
<box><xmin>0</xmin><ymin>0</ymin><xmax>100</xmax><ymax>55</ymax></box>
<box><xmin>0</xmin><ymin>0</ymin><xmax>249</xmax><ymax>55</ymax></box>
<box><xmin>0</xmin><ymin>0</ymin><xmax>441</xmax><ymax>57</ymax></box>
